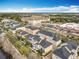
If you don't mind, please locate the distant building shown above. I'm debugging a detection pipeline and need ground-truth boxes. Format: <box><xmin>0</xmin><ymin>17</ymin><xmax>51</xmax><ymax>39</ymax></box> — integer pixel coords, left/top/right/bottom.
<box><xmin>52</xmin><ymin>40</ymin><xmax>79</xmax><ymax>59</ymax></box>
<box><xmin>2</xmin><ymin>19</ymin><xmax>22</xmax><ymax>33</ymax></box>
<box><xmin>21</xmin><ymin>15</ymin><xmax>50</xmax><ymax>26</ymax></box>
<box><xmin>60</xmin><ymin>23</ymin><xmax>79</xmax><ymax>31</ymax></box>
<box><xmin>25</xmin><ymin>25</ymin><xmax>39</xmax><ymax>35</ymax></box>
<box><xmin>60</xmin><ymin>23</ymin><xmax>79</xmax><ymax>36</ymax></box>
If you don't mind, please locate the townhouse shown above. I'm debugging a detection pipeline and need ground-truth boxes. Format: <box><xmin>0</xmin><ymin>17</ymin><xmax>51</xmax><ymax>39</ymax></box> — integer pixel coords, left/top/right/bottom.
<box><xmin>2</xmin><ymin>19</ymin><xmax>22</xmax><ymax>33</ymax></box>
<box><xmin>37</xmin><ymin>30</ymin><xmax>61</xmax><ymax>46</ymax></box>
<box><xmin>25</xmin><ymin>25</ymin><xmax>39</xmax><ymax>35</ymax></box>
<box><xmin>28</xmin><ymin>34</ymin><xmax>52</xmax><ymax>55</ymax></box>
<box><xmin>52</xmin><ymin>40</ymin><xmax>79</xmax><ymax>59</ymax></box>
<box><xmin>16</xmin><ymin>29</ymin><xmax>28</xmax><ymax>38</ymax></box>
<box><xmin>27</xmin><ymin>29</ymin><xmax>61</xmax><ymax>55</ymax></box>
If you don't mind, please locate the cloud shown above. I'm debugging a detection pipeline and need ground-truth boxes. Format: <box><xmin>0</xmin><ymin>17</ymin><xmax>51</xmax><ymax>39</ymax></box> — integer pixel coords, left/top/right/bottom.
<box><xmin>0</xmin><ymin>5</ymin><xmax>79</xmax><ymax>13</ymax></box>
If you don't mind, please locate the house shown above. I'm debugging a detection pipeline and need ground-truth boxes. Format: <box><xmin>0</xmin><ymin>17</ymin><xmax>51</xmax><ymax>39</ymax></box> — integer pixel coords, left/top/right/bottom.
<box><xmin>25</xmin><ymin>25</ymin><xmax>39</xmax><ymax>35</ymax></box>
<box><xmin>42</xmin><ymin>24</ymin><xmax>54</xmax><ymax>29</ymax></box>
<box><xmin>28</xmin><ymin>34</ymin><xmax>52</xmax><ymax>55</ymax></box>
<box><xmin>2</xmin><ymin>19</ymin><xmax>22</xmax><ymax>33</ymax></box>
<box><xmin>16</xmin><ymin>30</ymin><xmax>28</xmax><ymax>38</ymax></box>
<box><xmin>46</xmin><ymin>24</ymin><xmax>54</xmax><ymax>28</ymax></box>
<box><xmin>1</xmin><ymin>19</ymin><xmax>12</xmax><ymax>23</ymax></box>
<box><xmin>39</xmin><ymin>40</ymin><xmax>52</xmax><ymax>55</ymax></box>
<box><xmin>52</xmin><ymin>40</ymin><xmax>79</xmax><ymax>59</ymax></box>
<box><xmin>28</xmin><ymin>34</ymin><xmax>42</xmax><ymax>50</ymax></box>
<box><xmin>28</xmin><ymin>34</ymin><xmax>41</xmax><ymax>45</ymax></box>
<box><xmin>2</xmin><ymin>19</ymin><xmax>21</xmax><ymax>28</ymax></box>
<box><xmin>38</xmin><ymin>30</ymin><xmax>61</xmax><ymax>46</ymax></box>
<box><xmin>9</xmin><ymin>23</ymin><xmax>22</xmax><ymax>33</ymax></box>
<box><xmin>1</xmin><ymin>19</ymin><xmax>13</xmax><ymax>29</ymax></box>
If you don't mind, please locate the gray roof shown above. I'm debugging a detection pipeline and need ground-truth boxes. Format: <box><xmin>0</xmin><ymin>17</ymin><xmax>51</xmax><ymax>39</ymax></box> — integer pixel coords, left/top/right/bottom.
<box><xmin>0</xmin><ymin>31</ymin><xmax>2</xmax><ymax>34</ymax></box>
<box><xmin>26</xmin><ymin>26</ymin><xmax>38</xmax><ymax>30</ymax></box>
<box><xmin>5</xmin><ymin>20</ymin><xmax>21</xmax><ymax>30</ymax></box>
<box><xmin>20</xmin><ymin>31</ymin><xmax>28</xmax><ymax>35</ymax></box>
<box><xmin>10</xmin><ymin>24</ymin><xmax>21</xmax><ymax>30</ymax></box>
<box><xmin>0</xmin><ymin>29</ymin><xmax>3</xmax><ymax>34</ymax></box>
<box><xmin>40</xmin><ymin>40</ymin><xmax>52</xmax><ymax>48</ymax></box>
<box><xmin>39</xmin><ymin>30</ymin><xmax>60</xmax><ymax>41</ymax></box>
<box><xmin>53</xmin><ymin>40</ymin><xmax>78</xmax><ymax>59</ymax></box>
<box><xmin>53</xmin><ymin>46</ymin><xmax>71</xmax><ymax>59</ymax></box>
<box><xmin>28</xmin><ymin>34</ymin><xmax>41</xmax><ymax>42</ymax></box>
<box><xmin>47</xmin><ymin>24</ymin><xmax>54</xmax><ymax>28</ymax></box>
<box><xmin>53</xmin><ymin>34</ymin><xmax>60</xmax><ymax>41</ymax></box>
<box><xmin>66</xmin><ymin>40</ymin><xmax>78</xmax><ymax>50</ymax></box>
<box><xmin>33</xmin><ymin>35</ymin><xmax>41</xmax><ymax>42</ymax></box>
<box><xmin>39</xmin><ymin>30</ymin><xmax>55</xmax><ymax>37</ymax></box>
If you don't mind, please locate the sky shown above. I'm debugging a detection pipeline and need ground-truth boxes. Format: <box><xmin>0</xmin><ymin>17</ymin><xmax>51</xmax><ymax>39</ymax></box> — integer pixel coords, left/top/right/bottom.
<box><xmin>0</xmin><ymin>0</ymin><xmax>79</xmax><ymax>13</ymax></box>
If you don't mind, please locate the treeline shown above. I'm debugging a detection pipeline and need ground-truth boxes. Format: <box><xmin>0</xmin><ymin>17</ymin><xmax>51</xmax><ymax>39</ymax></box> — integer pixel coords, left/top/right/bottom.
<box><xmin>50</xmin><ymin>14</ymin><xmax>79</xmax><ymax>23</ymax></box>
<box><xmin>0</xmin><ymin>13</ymin><xmax>21</xmax><ymax>22</ymax></box>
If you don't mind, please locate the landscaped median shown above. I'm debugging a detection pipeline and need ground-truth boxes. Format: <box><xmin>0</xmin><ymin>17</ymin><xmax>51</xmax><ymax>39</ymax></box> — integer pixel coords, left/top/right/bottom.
<box><xmin>5</xmin><ymin>31</ymin><xmax>42</xmax><ymax>59</ymax></box>
<box><xmin>5</xmin><ymin>31</ymin><xmax>32</xmax><ymax>56</ymax></box>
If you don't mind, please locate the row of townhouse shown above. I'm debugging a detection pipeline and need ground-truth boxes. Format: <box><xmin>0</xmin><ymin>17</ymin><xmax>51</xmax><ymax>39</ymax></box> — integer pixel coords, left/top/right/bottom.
<box><xmin>1</xmin><ymin>19</ymin><xmax>23</xmax><ymax>33</ymax></box>
<box><xmin>24</xmin><ymin>25</ymin><xmax>61</xmax><ymax>55</ymax></box>
<box><xmin>41</xmin><ymin>23</ymin><xmax>79</xmax><ymax>59</ymax></box>
<box><xmin>25</xmin><ymin>26</ymin><xmax>79</xmax><ymax>59</ymax></box>
<box><xmin>9</xmin><ymin>23</ymin><xmax>61</xmax><ymax>56</ymax></box>
<box><xmin>52</xmin><ymin>40</ymin><xmax>79</xmax><ymax>59</ymax></box>
<box><xmin>18</xmin><ymin>25</ymin><xmax>79</xmax><ymax>59</ymax></box>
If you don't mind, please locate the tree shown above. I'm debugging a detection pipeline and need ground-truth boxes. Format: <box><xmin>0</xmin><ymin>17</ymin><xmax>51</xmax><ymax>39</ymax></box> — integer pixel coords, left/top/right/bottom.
<box><xmin>6</xmin><ymin>31</ymin><xmax>18</xmax><ymax>43</ymax></box>
<box><xmin>14</xmin><ymin>41</ymin><xmax>21</xmax><ymax>48</ymax></box>
<box><xmin>10</xmin><ymin>15</ymin><xmax>21</xmax><ymax>22</ymax></box>
<box><xmin>0</xmin><ymin>13</ymin><xmax>21</xmax><ymax>22</ymax></box>
<box><xmin>50</xmin><ymin>15</ymin><xmax>79</xmax><ymax>23</ymax></box>
<box><xmin>0</xmin><ymin>17</ymin><xmax>2</xmax><ymax>22</ymax></box>
<box><xmin>19</xmin><ymin>46</ymin><xmax>31</xmax><ymax>56</ymax></box>
<box><xmin>37</xmin><ymin>50</ymin><xmax>42</xmax><ymax>56</ymax></box>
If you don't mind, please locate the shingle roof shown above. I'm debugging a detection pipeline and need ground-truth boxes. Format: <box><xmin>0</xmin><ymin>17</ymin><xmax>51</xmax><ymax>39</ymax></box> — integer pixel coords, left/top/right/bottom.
<box><xmin>39</xmin><ymin>30</ymin><xmax>60</xmax><ymax>41</ymax></box>
<box><xmin>53</xmin><ymin>40</ymin><xmax>78</xmax><ymax>59</ymax></box>
<box><xmin>53</xmin><ymin>34</ymin><xmax>60</xmax><ymax>41</ymax></box>
<box><xmin>28</xmin><ymin>34</ymin><xmax>41</xmax><ymax>42</ymax></box>
<box><xmin>66</xmin><ymin>40</ymin><xmax>77</xmax><ymax>50</ymax></box>
<box><xmin>33</xmin><ymin>35</ymin><xmax>41</xmax><ymax>42</ymax></box>
<box><xmin>0</xmin><ymin>31</ymin><xmax>2</xmax><ymax>34</ymax></box>
<box><xmin>10</xmin><ymin>24</ymin><xmax>21</xmax><ymax>30</ymax></box>
<box><xmin>26</xmin><ymin>26</ymin><xmax>38</xmax><ymax>30</ymax></box>
<box><xmin>40</xmin><ymin>40</ymin><xmax>52</xmax><ymax>48</ymax></box>
<box><xmin>47</xmin><ymin>24</ymin><xmax>54</xmax><ymax>28</ymax></box>
<box><xmin>39</xmin><ymin>30</ymin><xmax>54</xmax><ymax>37</ymax></box>
<box><xmin>53</xmin><ymin>46</ymin><xmax>71</xmax><ymax>59</ymax></box>
<box><xmin>20</xmin><ymin>31</ymin><xmax>28</xmax><ymax>35</ymax></box>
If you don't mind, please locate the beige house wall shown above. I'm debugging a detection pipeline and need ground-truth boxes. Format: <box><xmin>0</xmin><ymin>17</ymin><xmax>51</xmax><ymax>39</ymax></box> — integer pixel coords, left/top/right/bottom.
<box><xmin>43</xmin><ymin>45</ymin><xmax>52</xmax><ymax>55</ymax></box>
<box><xmin>52</xmin><ymin>54</ymin><xmax>62</xmax><ymax>59</ymax></box>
